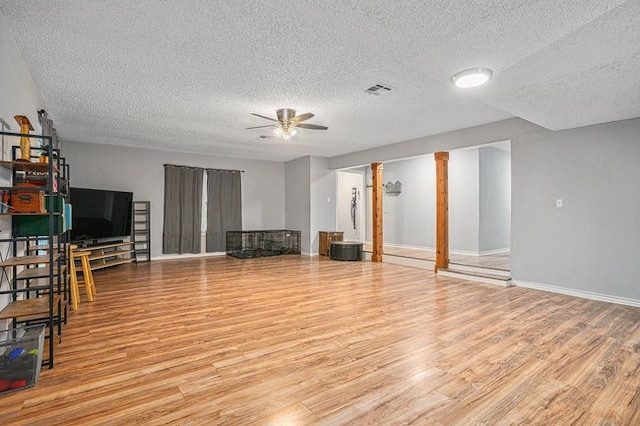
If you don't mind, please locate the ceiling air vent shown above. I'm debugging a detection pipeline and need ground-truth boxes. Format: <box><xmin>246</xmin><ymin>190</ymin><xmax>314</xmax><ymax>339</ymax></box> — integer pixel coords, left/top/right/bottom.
<box><xmin>364</xmin><ymin>83</ymin><xmax>392</xmax><ymax>96</ymax></box>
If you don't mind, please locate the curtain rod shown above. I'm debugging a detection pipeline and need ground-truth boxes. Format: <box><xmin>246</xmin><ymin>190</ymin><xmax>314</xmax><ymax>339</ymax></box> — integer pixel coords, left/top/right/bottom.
<box><xmin>164</xmin><ymin>164</ymin><xmax>244</xmax><ymax>173</ymax></box>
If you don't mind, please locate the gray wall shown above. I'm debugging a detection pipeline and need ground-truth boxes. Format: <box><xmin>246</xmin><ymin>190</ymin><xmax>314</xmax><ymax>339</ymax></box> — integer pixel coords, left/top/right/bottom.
<box><xmin>284</xmin><ymin>155</ymin><xmax>336</xmax><ymax>255</ymax></box>
<box><xmin>64</xmin><ymin>141</ymin><xmax>285</xmax><ymax>258</ymax></box>
<box><xmin>336</xmin><ymin>169</ymin><xmax>365</xmax><ymax>242</ymax></box>
<box><xmin>378</xmin><ymin>157</ymin><xmax>436</xmax><ymax>248</ymax></box>
<box><xmin>5</xmin><ymin>5</ymin><xmax>638</xmax><ymax>304</ymax></box>
<box><xmin>330</xmin><ymin>118</ymin><xmax>542</xmax><ymax>170</ymax></box>
<box><xmin>366</xmin><ymin>146</ymin><xmax>510</xmax><ymax>255</ymax></box>
<box><xmin>310</xmin><ymin>156</ymin><xmax>336</xmax><ymax>255</ymax></box>
<box><xmin>331</xmin><ymin>117</ymin><xmax>640</xmax><ymax>304</ymax></box>
<box><xmin>0</xmin><ymin>10</ymin><xmax>44</xmax><ymax>145</ymax></box>
<box><xmin>479</xmin><ymin>147</ymin><xmax>511</xmax><ymax>253</ymax></box>
<box><xmin>0</xmin><ymin>11</ymin><xmax>47</xmax><ymax>324</ymax></box>
<box><xmin>449</xmin><ymin>149</ymin><xmax>480</xmax><ymax>253</ymax></box>
<box><xmin>511</xmin><ymin>118</ymin><xmax>640</xmax><ymax>302</ymax></box>
<box><xmin>285</xmin><ymin>156</ymin><xmax>311</xmax><ymax>254</ymax></box>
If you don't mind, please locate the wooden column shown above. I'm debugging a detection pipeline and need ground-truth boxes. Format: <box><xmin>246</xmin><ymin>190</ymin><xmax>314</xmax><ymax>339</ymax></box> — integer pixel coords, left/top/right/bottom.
<box><xmin>434</xmin><ymin>152</ymin><xmax>449</xmax><ymax>271</ymax></box>
<box><xmin>371</xmin><ymin>162</ymin><xmax>383</xmax><ymax>262</ymax></box>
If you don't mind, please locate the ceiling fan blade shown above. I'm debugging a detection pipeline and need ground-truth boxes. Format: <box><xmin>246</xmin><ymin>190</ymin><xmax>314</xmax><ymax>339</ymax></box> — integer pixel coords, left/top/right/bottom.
<box><xmin>293</xmin><ymin>123</ymin><xmax>328</xmax><ymax>130</ymax></box>
<box><xmin>291</xmin><ymin>112</ymin><xmax>314</xmax><ymax>122</ymax></box>
<box><xmin>246</xmin><ymin>125</ymin><xmax>275</xmax><ymax>130</ymax></box>
<box><xmin>250</xmin><ymin>113</ymin><xmax>278</xmax><ymax>122</ymax></box>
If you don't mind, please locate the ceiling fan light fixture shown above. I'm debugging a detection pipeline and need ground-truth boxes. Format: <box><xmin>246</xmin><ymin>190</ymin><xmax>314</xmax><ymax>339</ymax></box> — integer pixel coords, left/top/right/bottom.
<box><xmin>248</xmin><ymin>108</ymin><xmax>328</xmax><ymax>139</ymax></box>
<box><xmin>451</xmin><ymin>67</ymin><xmax>493</xmax><ymax>88</ymax></box>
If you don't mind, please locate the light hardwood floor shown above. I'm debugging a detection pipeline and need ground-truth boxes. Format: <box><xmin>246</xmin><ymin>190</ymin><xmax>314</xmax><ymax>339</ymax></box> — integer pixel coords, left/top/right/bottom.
<box><xmin>363</xmin><ymin>244</ymin><xmax>511</xmax><ymax>271</ymax></box>
<box><xmin>1</xmin><ymin>256</ymin><xmax>638</xmax><ymax>425</ymax></box>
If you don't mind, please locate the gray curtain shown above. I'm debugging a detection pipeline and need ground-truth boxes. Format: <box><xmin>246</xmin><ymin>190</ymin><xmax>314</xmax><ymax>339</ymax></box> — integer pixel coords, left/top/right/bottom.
<box><xmin>163</xmin><ymin>165</ymin><xmax>204</xmax><ymax>254</ymax></box>
<box><xmin>206</xmin><ymin>169</ymin><xmax>242</xmax><ymax>252</ymax></box>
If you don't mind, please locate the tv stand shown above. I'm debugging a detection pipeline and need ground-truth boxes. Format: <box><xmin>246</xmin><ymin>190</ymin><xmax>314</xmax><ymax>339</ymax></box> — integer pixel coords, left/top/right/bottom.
<box><xmin>82</xmin><ymin>239</ymin><xmax>124</xmax><ymax>249</ymax></box>
<box><xmin>76</xmin><ymin>241</ymin><xmax>136</xmax><ymax>271</ymax></box>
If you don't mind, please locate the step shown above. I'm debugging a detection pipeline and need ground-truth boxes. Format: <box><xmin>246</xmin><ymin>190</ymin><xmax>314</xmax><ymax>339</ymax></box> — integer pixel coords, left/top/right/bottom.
<box><xmin>446</xmin><ymin>262</ymin><xmax>511</xmax><ymax>277</ymax></box>
<box><xmin>438</xmin><ymin>267</ymin><xmax>512</xmax><ymax>287</ymax></box>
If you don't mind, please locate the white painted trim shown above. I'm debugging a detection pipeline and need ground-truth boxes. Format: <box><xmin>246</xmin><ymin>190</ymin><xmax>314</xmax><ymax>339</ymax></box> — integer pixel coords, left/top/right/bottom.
<box><xmin>152</xmin><ymin>252</ymin><xmax>226</xmax><ymax>261</ymax></box>
<box><xmin>367</xmin><ymin>242</ymin><xmax>510</xmax><ymax>257</ymax></box>
<box><xmin>438</xmin><ymin>269</ymin><xmax>512</xmax><ymax>287</ymax></box>
<box><xmin>453</xmin><ymin>138</ymin><xmax>512</xmax><ymax>152</ymax></box>
<box><xmin>445</xmin><ymin>263</ymin><xmax>511</xmax><ymax>278</ymax></box>
<box><xmin>513</xmin><ymin>280</ymin><xmax>640</xmax><ymax>308</ymax></box>
<box><xmin>449</xmin><ymin>248</ymin><xmax>480</xmax><ymax>256</ymax></box>
<box><xmin>478</xmin><ymin>248</ymin><xmax>510</xmax><ymax>256</ymax></box>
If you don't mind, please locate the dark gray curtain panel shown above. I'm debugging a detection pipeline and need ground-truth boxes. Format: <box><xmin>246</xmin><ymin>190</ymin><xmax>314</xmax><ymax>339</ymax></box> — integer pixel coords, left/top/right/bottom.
<box><xmin>163</xmin><ymin>165</ymin><xmax>204</xmax><ymax>254</ymax></box>
<box><xmin>206</xmin><ymin>169</ymin><xmax>242</xmax><ymax>252</ymax></box>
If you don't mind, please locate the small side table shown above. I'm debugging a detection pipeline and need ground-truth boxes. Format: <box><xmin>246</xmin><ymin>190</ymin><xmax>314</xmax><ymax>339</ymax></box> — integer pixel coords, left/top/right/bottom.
<box><xmin>319</xmin><ymin>231</ymin><xmax>344</xmax><ymax>256</ymax></box>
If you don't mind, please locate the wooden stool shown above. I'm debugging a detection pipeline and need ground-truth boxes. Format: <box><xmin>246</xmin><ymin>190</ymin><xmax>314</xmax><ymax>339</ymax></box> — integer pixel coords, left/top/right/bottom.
<box><xmin>69</xmin><ymin>247</ymin><xmax>96</xmax><ymax>311</ymax></box>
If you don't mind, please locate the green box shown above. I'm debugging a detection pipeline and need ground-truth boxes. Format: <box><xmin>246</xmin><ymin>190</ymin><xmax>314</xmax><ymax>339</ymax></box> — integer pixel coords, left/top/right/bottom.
<box><xmin>46</xmin><ymin>195</ymin><xmax>64</xmax><ymax>213</ymax></box>
<box><xmin>13</xmin><ymin>195</ymin><xmax>66</xmax><ymax>237</ymax></box>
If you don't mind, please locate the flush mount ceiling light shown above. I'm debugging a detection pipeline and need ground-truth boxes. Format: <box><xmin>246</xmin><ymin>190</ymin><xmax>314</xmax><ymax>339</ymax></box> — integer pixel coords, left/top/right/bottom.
<box><xmin>451</xmin><ymin>67</ymin><xmax>493</xmax><ymax>88</ymax></box>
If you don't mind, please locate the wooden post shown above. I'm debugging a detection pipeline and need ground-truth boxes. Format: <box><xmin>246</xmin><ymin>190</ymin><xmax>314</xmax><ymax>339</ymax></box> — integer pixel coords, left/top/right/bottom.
<box><xmin>371</xmin><ymin>162</ymin><xmax>383</xmax><ymax>262</ymax></box>
<box><xmin>434</xmin><ymin>152</ymin><xmax>449</xmax><ymax>271</ymax></box>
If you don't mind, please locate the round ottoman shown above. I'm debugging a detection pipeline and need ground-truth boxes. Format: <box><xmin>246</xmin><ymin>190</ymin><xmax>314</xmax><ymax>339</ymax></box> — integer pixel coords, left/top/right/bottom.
<box><xmin>330</xmin><ymin>241</ymin><xmax>363</xmax><ymax>261</ymax></box>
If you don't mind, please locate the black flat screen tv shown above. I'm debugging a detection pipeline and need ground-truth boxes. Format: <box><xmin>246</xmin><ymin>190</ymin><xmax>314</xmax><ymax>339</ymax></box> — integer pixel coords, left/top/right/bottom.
<box><xmin>70</xmin><ymin>187</ymin><xmax>133</xmax><ymax>244</ymax></box>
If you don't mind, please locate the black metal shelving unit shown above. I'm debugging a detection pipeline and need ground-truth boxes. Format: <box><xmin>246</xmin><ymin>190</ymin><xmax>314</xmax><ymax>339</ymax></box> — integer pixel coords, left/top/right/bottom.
<box><xmin>132</xmin><ymin>201</ymin><xmax>150</xmax><ymax>262</ymax></box>
<box><xmin>0</xmin><ymin>130</ymin><xmax>70</xmax><ymax>369</ymax></box>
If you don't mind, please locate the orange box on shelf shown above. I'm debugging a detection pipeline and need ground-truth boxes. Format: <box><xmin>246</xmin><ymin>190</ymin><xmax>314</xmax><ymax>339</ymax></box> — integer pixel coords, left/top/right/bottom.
<box><xmin>10</xmin><ymin>183</ymin><xmax>46</xmax><ymax>213</ymax></box>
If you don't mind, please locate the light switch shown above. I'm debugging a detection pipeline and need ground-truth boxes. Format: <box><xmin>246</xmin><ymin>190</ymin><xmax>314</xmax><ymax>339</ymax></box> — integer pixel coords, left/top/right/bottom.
<box><xmin>556</xmin><ymin>199</ymin><xmax>563</xmax><ymax>208</ymax></box>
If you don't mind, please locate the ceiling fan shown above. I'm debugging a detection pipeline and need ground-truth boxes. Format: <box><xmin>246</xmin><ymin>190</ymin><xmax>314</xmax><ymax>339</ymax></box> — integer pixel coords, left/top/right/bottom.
<box><xmin>247</xmin><ymin>108</ymin><xmax>328</xmax><ymax>139</ymax></box>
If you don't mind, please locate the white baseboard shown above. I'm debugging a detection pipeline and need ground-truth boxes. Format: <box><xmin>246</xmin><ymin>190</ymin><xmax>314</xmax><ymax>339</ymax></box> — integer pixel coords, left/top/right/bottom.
<box><xmin>479</xmin><ymin>248</ymin><xmax>510</xmax><ymax>256</ymax></box>
<box><xmin>449</xmin><ymin>248</ymin><xmax>510</xmax><ymax>256</ymax></box>
<box><xmin>152</xmin><ymin>252</ymin><xmax>226</xmax><ymax>261</ymax></box>
<box><xmin>449</xmin><ymin>249</ymin><xmax>479</xmax><ymax>256</ymax></box>
<box><xmin>513</xmin><ymin>280</ymin><xmax>640</xmax><ymax>308</ymax></box>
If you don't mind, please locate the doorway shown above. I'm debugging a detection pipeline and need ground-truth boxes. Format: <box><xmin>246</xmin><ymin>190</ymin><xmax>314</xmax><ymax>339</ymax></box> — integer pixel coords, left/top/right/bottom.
<box><xmin>448</xmin><ymin>140</ymin><xmax>511</xmax><ymax>272</ymax></box>
<box><xmin>346</xmin><ymin>140</ymin><xmax>511</xmax><ymax>273</ymax></box>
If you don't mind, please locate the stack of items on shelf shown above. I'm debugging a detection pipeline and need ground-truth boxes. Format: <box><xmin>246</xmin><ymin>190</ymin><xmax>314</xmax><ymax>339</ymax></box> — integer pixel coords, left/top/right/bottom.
<box><xmin>0</xmin><ymin>111</ymin><xmax>70</xmax><ymax>387</ymax></box>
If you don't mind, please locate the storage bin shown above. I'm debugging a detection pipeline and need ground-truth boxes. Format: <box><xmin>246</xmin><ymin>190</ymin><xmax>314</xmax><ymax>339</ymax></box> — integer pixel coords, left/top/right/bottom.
<box><xmin>13</xmin><ymin>195</ymin><xmax>67</xmax><ymax>237</ymax></box>
<box><xmin>0</xmin><ymin>325</ymin><xmax>45</xmax><ymax>394</ymax></box>
<box><xmin>10</xmin><ymin>184</ymin><xmax>46</xmax><ymax>213</ymax></box>
<box><xmin>330</xmin><ymin>241</ymin><xmax>363</xmax><ymax>261</ymax></box>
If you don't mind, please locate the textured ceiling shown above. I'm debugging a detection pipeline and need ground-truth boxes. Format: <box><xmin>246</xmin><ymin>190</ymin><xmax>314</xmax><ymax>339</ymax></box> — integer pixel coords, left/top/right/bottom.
<box><xmin>1</xmin><ymin>0</ymin><xmax>638</xmax><ymax>162</ymax></box>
